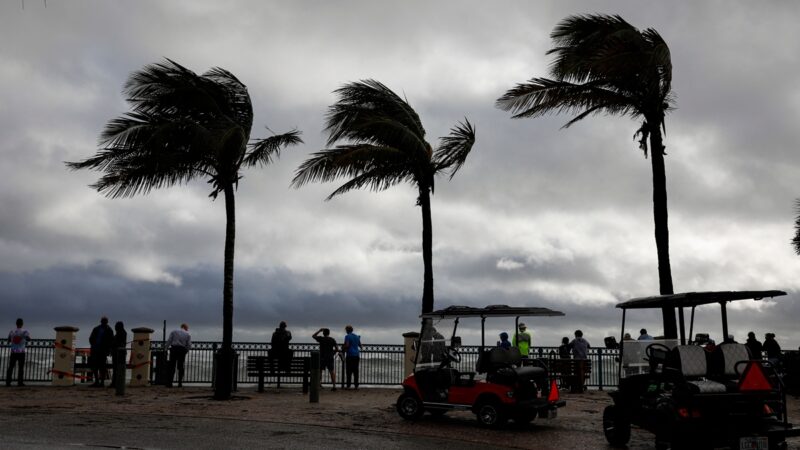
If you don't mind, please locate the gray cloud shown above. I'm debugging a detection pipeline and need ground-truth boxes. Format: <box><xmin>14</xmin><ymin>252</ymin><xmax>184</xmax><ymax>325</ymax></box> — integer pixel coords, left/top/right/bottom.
<box><xmin>2</xmin><ymin>1</ymin><xmax>800</xmax><ymax>350</ymax></box>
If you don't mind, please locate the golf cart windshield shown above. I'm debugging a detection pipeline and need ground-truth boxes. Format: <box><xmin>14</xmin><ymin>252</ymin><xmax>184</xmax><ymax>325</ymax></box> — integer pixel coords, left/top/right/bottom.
<box><xmin>416</xmin><ymin>318</ymin><xmax>456</xmax><ymax>369</ymax></box>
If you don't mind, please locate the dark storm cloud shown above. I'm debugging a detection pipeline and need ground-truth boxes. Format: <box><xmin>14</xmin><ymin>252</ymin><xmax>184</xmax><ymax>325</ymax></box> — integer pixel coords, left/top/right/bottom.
<box><xmin>2</xmin><ymin>0</ymin><xmax>800</xmax><ymax>348</ymax></box>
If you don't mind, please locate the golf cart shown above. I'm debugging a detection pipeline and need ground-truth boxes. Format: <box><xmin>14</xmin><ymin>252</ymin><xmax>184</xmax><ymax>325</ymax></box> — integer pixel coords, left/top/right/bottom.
<box><xmin>603</xmin><ymin>290</ymin><xmax>800</xmax><ymax>449</ymax></box>
<box><xmin>396</xmin><ymin>305</ymin><xmax>566</xmax><ymax>427</ymax></box>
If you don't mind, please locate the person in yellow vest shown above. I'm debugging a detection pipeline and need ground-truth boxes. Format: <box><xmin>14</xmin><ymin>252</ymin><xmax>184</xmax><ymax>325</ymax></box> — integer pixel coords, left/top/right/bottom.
<box><xmin>513</xmin><ymin>323</ymin><xmax>532</xmax><ymax>358</ymax></box>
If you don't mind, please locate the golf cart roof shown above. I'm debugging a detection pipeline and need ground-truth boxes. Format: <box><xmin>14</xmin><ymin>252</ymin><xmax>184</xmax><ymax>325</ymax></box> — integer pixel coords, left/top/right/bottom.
<box><xmin>421</xmin><ymin>304</ymin><xmax>565</xmax><ymax>319</ymax></box>
<box><xmin>617</xmin><ymin>290</ymin><xmax>787</xmax><ymax>310</ymax></box>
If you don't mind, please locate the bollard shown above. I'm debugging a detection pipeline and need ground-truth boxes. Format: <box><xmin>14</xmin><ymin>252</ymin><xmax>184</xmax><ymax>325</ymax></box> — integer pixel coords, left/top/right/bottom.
<box><xmin>310</xmin><ymin>351</ymin><xmax>320</xmax><ymax>403</ymax></box>
<box><xmin>115</xmin><ymin>347</ymin><xmax>126</xmax><ymax>396</ymax></box>
<box><xmin>130</xmin><ymin>327</ymin><xmax>154</xmax><ymax>386</ymax></box>
<box><xmin>402</xmin><ymin>332</ymin><xmax>420</xmax><ymax>377</ymax></box>
<box><xmin>53</xmin><ymin>326</ymin><xmax>79</xmax><ymax>386</ymax></box>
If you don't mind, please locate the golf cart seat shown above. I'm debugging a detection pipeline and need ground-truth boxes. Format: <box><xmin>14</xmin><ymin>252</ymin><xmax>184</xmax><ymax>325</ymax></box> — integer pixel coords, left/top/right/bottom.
<box><xmin>708</xmin><ymin>343</ymin><xmax>751</xmax><ymax>391</ymax></box>
<box><xmin>476</xmin><ymin>347</ymin><xmax>522</xmax><ymax>373</ymax></box>
<box><xmin>672</xmin><ymin>345</ymin><xmax>727</xmax><ymax>394</ymax></box>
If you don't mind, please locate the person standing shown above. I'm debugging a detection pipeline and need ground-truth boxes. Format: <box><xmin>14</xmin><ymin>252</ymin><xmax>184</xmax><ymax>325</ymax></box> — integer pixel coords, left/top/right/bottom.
<box><xmin>6</xmin><ymin>318</ymin><xmax>31</xmax><ymax>387</ymax></box>
<box><xmin>89</xmin><ymin>316</ymin><xmax>114</xmax><ymax>387</ymax></box>
<box><xmin>638</xmin><ymin>329</ymin><xmax>653</xmax><ymax>341</ymax></box>
<box><xmin>497</xmin><ymin>332</ymin><xmax>511</xmax><ymax>350</ymax></box>
<box><xmin>270</xmin><ymin>321</ymin><xmax>293</xmax><ymax>373</ymax></box>
<box><xmin>342</xmin><ymin>325</ymin><xmax>362</xmax><ymax>389</ymax></box>
<box><xmin>558</xmin><ymin>336</ymin><xmax>571</xmax><ymax>359</ymax></box>
<box><xmin>570</xmin><ymin>330</ymin><xmax>590</xmax><ymax>359</ymax></box>
<box><xmin>312</xmin><ymin>328</ymin><xmax>339</xmax><ymax>390</ymax></box>
<box><xmin>166</xmin><ymin>323</ymin><xmax>191</xmax><ymax>387</ymax></box>
<box><xmin>764</xmin><ymin>333</ymin><xmax>782</xmax><ymax>365</ymax></box>
<box><xmin>512</xmin><ymin>323</ymin><xmax>532</xmax><ymax>357</ymax></box>
<box><xmin>745</xmin><ymin>331</ymin><xmax>763</xmax><ymax>360</ymax></box>
<box><xmin>108</xmin><ymin>321</ymin><xmax>127</xmax><ymax>389</ymax></box>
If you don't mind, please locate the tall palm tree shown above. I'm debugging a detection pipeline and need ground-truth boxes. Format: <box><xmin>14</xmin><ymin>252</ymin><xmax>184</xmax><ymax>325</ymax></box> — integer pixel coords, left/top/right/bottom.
<box><xmin>496</xmin><ymin>14</ymin><xmax>678</xmax><ymax>338</ymax></box>
<box><xmin>66</xmin><ymin>59</ymin><xmax>303</xmax><ymax>399</ymax></box>
<box><xmin>292</xmin><ymin>80</ymin><xmax>476</xmax><ymax>314</ymax></box>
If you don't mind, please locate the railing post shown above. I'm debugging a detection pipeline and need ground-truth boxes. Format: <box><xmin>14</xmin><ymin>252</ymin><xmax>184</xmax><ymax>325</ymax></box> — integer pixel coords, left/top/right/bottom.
<box><xmin>130</xmin><ymin>327</ymin><xmax>153</xmax><ymax>387</ymax></box>
<box><xmin>402</xmin><ymin>332</ymin><xmax>419</xmax><ymax>378</ymax></box>
<box><xmin>115</xmin><ymin>347</ymin><xmax>126</xmax><ymax>396</ymax></box>
<box><xmin>53</xmin><ymin>326</ymin><xmax>78</xmax><ymax>386</ymax></box>
<box><xmin>310</xmin><ymin>351</ymin><xmax>319</xmax><ymax>403</ymax></box>
<box><xmin>597</xmin><ymin>348</ymin><xmax>603</xmax><ymax>391</ymax></box>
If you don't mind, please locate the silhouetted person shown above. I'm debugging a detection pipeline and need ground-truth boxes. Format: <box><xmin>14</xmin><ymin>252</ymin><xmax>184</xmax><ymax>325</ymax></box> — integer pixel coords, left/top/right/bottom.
<box><xmin>638</xmin><ymin>328</ymin><xmax>653</xmax><ymax>340</ymax></box>
<box><xmin>166</xmin><ymin>323</ymin><xmax>191</xmax><ymax>387</ymax></box>
<box><xmin>558</xmin><ymin>336</ymin><xmax>571</xmax><ymax>359</ymax></box>
<box><xmin>89</xmin><ymin>316</ymin><xmax>114</xmax><ymax>387</ymax></box>
<box><xmin>497</xmin><ymin>332</ymin><xmax>511</xmax><ymax>349</ymax></box>
<box><xmin>312</xmin><ymin>328</ymin><xmax>339</xmax><ymax>390</ymax></box>
<box><xmin>270</xmin><ymin>321</ymin><xmax>292</xmax><ymax>372</ymax></box>
<box><xmin>6</xmin><ymin>318</ymin><xmax>31</xmax><ymax>387</ymax></box>
<box><xmin>570</xmin><ymin>330</ymin><xmax>590</xmax><ymax>359</ymax></box>
<box><xmin>343</xmin><ymin>325</ymin><xmax>362</xmax><ymax>389</ymax></box>
<box><xmin>108</xmin><ymin>321</ymin><xmax>127</xmax><ymax>389</ymax></box>
<box><xmin>746</xmin><ymin>331</ymin><xmax>763</xmax><ymax>360</ymax></box>
<box><xmin>764</xmin><ymin>333</ymin><xmax>782</xmax><ymax>365</ymax></box>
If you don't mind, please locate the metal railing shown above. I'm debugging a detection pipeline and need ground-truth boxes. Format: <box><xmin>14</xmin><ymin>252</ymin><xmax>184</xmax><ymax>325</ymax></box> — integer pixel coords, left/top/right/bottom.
<box><xmin>0</xmin><ymin>339</ymin><xmax>636</xmax><ymax>390</ymax></box>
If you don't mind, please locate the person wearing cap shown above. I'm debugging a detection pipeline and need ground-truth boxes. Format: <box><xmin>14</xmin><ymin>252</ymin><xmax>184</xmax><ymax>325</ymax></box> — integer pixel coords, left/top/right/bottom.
<box><xmin>512</xmin><ymin>322</ymin><xmax>532</xmax><ymax>357</ymax></box>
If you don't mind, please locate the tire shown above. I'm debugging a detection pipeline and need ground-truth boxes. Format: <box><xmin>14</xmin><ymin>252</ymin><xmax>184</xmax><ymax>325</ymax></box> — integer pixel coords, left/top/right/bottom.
<box><xmin>396</xmin><ymin>393</ymin><xmax>424</xmax><ymax>420</ymax></box>
<box><xmin>603</xmin><ymin>405</ymin><xmax>631</xmax><ymax>447</ymax></box>
<box><xmin>475</xmin><ymin>399</ymin><xmax>507</xmax><ymax>427</ymax></box>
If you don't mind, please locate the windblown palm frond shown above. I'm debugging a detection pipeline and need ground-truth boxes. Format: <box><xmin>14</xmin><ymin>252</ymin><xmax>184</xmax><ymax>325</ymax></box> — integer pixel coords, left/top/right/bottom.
<box><xmin>793</xmin><ymin>200</ymin><xmax>800</xmax><ymax>255</ymax></box>
<box><xmin>244</xmin><ymin>130</ymin><xmax>303</xmax><ymax>167</ymax></box>
<box><xmin>434</xmin><ymin>119</ymin><xmax>476</xmax><ymax>178</ymax></box>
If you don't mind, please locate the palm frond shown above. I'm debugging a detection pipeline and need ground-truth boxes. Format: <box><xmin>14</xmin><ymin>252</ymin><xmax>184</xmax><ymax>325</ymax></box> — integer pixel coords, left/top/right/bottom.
<box><xmin>325</xmin><ymin>80</ymin><xmax>428</xmax><ymax>157</ymax></box>
<box><xmin>793</xmin><ymin>199</ymin><xmax>800</xmax><ymax>255</ymax></box>
<box><xmin>434</xmin><ymin>119</ymin><xmax>476</xmax><ymax>179</ymax></box>
<box><xmin>291</xmin><ymin>144</ymin><xmax>407</xmax><ymax>189</ymax></box>
<box><xmin>324</xmin><ymin>163</ymin><xmax>414</xmax><ymax>200</ymax></box>
<box><xmin>243</xmin><ymin>129</ymin><xmax>303</xmax><ymax>167</ymax></box>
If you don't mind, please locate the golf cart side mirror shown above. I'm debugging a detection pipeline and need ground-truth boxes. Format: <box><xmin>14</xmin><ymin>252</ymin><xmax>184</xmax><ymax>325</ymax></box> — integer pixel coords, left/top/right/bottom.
<box><xmin>452</xmin><ymin>336</ymin><xmax>462</xmax><ymax>347</ymax></box>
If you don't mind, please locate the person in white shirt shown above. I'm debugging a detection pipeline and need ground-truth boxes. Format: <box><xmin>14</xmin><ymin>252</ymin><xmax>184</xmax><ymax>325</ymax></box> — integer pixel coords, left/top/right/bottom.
<box><xmin>166</xmin><ymin>323</ymin><xmax>191</xmax><ymax>387</ymax></box>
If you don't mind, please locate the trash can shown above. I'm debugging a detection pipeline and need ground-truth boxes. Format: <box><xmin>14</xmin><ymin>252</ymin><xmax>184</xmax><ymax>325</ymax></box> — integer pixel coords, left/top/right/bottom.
<box><xmin>152</xmin><ymin>350</ymin><xmax>169</xmax><ymax>385</ymax></box>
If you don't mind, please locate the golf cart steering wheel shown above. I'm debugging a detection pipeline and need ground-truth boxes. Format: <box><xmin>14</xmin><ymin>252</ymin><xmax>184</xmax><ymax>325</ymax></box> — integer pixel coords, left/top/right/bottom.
<box><xmin>446</xmin><ymin>346</ymin><xmax>461</xmax><ymax>364</ymax></box>
<box><xmin>645</xmin><ymin>343</ymin><xmax>671</xmax><ymax>367</ymax></box>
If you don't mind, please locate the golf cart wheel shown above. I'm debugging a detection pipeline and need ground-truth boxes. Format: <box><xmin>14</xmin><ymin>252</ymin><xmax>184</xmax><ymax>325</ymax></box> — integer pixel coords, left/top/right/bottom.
<box><xmin>396</xmin><ymin>393</ymin><xmax>424</xmax><ymax>420</ymax></box>
<box><xmin>475</xmin><ymin>399</ymin><xmax>507</xmax><ymax>427</ymax></box>
<box><xmin>603</xmin><ymin>405</ymin><xmax>631</xmax><ymax>446</ymax></box>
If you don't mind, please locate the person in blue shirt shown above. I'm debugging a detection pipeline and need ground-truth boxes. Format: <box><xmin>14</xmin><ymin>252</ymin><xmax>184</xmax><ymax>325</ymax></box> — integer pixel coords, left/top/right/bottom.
<box><xmin>342</xmin><ymin>325</ymin><xmax>362</xmax><ymax>389</ymax></box>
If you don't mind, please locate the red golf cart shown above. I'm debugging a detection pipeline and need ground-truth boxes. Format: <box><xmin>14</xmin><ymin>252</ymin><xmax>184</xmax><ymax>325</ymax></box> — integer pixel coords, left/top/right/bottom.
<box><xmin>396</xmin><ymin>305</ymin><xmax>566</xmax><ymax>427</ymax></box>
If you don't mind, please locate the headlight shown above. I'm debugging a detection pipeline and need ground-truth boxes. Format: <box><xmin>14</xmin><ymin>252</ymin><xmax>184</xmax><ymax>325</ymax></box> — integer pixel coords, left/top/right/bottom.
<box><xmin>506</xmin><ymin>391</ymin><xmax>514</xmax><ymax>398</ymax></box>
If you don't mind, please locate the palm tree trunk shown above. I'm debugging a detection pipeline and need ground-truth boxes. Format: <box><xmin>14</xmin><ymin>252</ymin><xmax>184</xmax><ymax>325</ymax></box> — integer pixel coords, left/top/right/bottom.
<box><xmin>214</xmin><ymin>182</ymin><xmax>236</xmax><ymax>400</ymax></box>
<box><xmin>649</xmin><ymin>125</ymin><xmax>678</xmax><ymax>339</ymax></box>
<box><xmin>419</xmin><ymin>185</ymin><xmax>434</xmax><ymax>314</ymax></box>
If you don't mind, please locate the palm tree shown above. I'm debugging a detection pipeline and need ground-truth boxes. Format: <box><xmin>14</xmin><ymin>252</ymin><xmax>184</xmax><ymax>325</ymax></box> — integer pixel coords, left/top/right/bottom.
<box><xmin>66</xmin><ymin>59</ymin><xmax>303</xmax><ymax>399</ymax></box>
<box><xmin>792</xmin><ymin>201</ymin><xmax>800</xmax><ymax>254</ymax></box>
<box><xmin>292</xmin><ymin>80</ymin><xmax>476</xmax><ymax>314</ymax></box>
<box><xmin>496</xmin><ymin>14</ymin><xmax>678</xmax><ymax>338</ymax></box>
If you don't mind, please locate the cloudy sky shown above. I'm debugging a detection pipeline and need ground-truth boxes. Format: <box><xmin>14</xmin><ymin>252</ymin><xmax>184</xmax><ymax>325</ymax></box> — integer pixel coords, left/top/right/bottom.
<box><xmin>2</xmin><ymin>0</ymin><xmax>800</xmax><ymax>347</ymax></box>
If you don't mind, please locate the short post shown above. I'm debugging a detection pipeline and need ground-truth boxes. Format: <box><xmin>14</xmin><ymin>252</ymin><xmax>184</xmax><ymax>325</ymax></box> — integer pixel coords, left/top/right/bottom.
<box><xmin>115</xmin><ymin>347</ymin><xmax>126</xmax><ymax>396</ymax></box>
<box><xmin>310</xmin><ymin>351</ymin><xmax>320</xmax><ymax>403</ymax></box>
<box><xmin>52</xmin><ymin>326</ymin><xmax>79</xmax><ymax>386</ymax></box>
<box><xmin>130</xmin><ymin>327</ymin><xmax>154</xmax><ymax>387</ymax></box>
<box><xmin>402</xmin><ymin>332</ymin><xmax>420</xmax><ymax>377</ymax></box>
